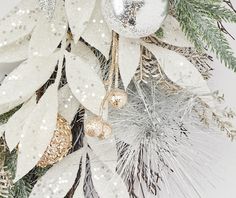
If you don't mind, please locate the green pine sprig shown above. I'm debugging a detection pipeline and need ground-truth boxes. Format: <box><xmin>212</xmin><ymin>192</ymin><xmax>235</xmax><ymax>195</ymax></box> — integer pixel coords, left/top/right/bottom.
<box><xmin>171</xmin><ymin>0</ymin><xmax>236</xmax><ymax>71</ymax></box>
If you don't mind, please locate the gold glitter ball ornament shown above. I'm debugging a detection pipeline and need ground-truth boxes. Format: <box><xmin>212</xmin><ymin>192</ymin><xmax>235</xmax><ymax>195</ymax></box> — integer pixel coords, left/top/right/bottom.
<box><xmin>108</xmin><ymin>89</ymin><xmax>128</xmax><ymax>109</ymax></box>
<box><xmin>37</xmin><ymin>114</ymin><xmax>72</xmax><ymax>168</ymax></box>
<box><xmin>85</xmin><ymin>116</ymin><xmax>112</xmax><ymax>139</ymax></box>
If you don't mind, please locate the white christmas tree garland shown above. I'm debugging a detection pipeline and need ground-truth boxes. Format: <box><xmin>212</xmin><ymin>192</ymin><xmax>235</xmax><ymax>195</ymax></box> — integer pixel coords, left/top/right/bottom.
<box><xmin>0</xmin><ymin>0</ymin><xmax>235</xmax><ymax>197</ymax></box>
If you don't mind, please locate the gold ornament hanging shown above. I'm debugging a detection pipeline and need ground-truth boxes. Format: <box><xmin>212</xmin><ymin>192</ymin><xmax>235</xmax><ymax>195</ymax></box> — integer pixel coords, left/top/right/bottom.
<box><xmin>85</xmin><ymin>116</ymin><xmax>112</xmax><ymax>139</ymax></box>
<box><xmin>37</xmin><ymin>114</ymin><xmax>72</xmax><ymax>168</ymax></box>
<box><xmin>108</xmin><ymin>88</ymin><xmax>128</xmax><ymax>109</ymax></box>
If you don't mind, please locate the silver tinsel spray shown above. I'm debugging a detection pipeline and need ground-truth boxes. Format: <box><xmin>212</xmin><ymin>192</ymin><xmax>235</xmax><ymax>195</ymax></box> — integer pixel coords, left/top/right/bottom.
<box><xmin>109</xmin><ymin>81</ymin><xmax>223</xmax><ymax>198</ymax></box>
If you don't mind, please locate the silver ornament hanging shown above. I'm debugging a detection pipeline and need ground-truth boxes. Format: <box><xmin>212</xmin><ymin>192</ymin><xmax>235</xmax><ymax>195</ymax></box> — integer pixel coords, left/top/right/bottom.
<box><xmin>101</xmin><ymin>0</ymin><xmax>169</xmax><ymax>38</ymax></box>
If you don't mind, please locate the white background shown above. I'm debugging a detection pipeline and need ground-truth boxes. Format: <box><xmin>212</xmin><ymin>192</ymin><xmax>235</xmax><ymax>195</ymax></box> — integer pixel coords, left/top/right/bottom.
<box><xmin>0</xmin><ymin>0</ymin><xmax>236</xmax><ymax>197</ymax></box>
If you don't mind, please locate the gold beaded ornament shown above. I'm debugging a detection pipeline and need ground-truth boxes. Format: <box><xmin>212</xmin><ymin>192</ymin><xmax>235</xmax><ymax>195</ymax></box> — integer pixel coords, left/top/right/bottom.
<box><xmin>84</xmin><ymin>116</ymin><xmax>112</xmax><ymax>140</ymax></box>
<box><xmin>108</xmin><ymin>88</ymin><xmax>128</xmax><ymax>109</ymax></box>
<box><xmin>84</xmin><ymin>31</ymin><xmax>128</xmax><ymax>140</ymax></box>
<box><xmin>37</xmin><ymin>114</ymin><xmax>72</xmax><ymax>168</ymax></box>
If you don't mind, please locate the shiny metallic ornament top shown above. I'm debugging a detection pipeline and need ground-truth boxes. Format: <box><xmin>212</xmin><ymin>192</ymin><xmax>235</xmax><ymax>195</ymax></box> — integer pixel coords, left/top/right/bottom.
<box><xmin>102</xmin><ymin>0</ymin><xmax>169</xmax><ymax>38</ymax></box>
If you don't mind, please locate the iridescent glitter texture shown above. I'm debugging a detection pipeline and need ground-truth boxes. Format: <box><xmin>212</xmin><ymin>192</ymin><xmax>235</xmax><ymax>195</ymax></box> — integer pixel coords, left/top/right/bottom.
<box><xmin>118</xmin><ymin>1</ymin><xmax>144</xmax><ymax>27</ymax></box>
<box><xmin>38</xmin><ymin>0</ymin><xmax>57</xmax><ymax>18</ymax></box>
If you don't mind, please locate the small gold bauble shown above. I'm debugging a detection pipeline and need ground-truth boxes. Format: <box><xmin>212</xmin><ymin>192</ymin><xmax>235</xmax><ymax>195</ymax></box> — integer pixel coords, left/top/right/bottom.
<box><xmin>108</xmin><ymin>89</ymin><xmax>128</xmax><ymax>109</ymax></box>
<box><xmin>85</xmin><ymin>116</ymin><xmax>112</xmax><ymax>139</ymax></box>
<box><xmin>37</xmin><ymin>114</ymin><xmax>72</xmax><ymax>168</ymax></box>
<box><xmin>98</xmin><ymin>122</ymin><xmax>112</xmax><ymax>140</ymax></box>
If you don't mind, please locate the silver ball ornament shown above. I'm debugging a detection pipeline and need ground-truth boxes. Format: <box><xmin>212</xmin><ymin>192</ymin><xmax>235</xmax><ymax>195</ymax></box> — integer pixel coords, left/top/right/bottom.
<box><xmin>101</xmin><ymin>0</ymin><xmax>169</xmax><ymax>38</ymax></box>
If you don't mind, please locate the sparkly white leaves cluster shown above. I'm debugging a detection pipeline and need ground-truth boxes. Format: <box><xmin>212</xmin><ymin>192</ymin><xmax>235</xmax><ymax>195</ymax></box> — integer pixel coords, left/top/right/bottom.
<box><xmin>0</xmin><ymin>0</ymin><xmax>225</xmax><ymax>197</ymax></box>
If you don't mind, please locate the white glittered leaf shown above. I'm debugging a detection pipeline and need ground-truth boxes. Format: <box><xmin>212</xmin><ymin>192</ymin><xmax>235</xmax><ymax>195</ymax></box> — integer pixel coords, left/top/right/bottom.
<box><xmin>0</xmin><ymin>124</ymin><xmax>5</xmax><ymax>137</ymax></box>
<box><xmin>87</xmin><ymin>134</ymin><xmax>117</xmax><ymax>172</ymax></box>
<box><xmin>5</xmin><ymin>95</ymin><xmax>37</xmax><ymax>152</ymax></box>
<box><xmin>65</xmin><ymin>51</ymin><xmax>106</xmax><ymax>115</ymax></box>
<box><xmin>65</xmin><ymin>0</ymin><xmax>96</xmax><ymax>42</ymax></box>
<box><xmin>82</xmin><ymin>0</ymin><xmax>112</xmax><ymax>59</ymax></box>
<box><xmin>58</xmin><ymin>84</ymin><xmax>80</xmax><ymax>123</ymax></box>
<box><xmin>0</xmin><ymin>36</ymin><xmax>30</xmax><ymax>63</ymax></box>
<box><xmin>119</xmin><ymin>37</ymin><xmax>140</xmax><ymax>89</ymax></box>
<box><xmin>73</xmin><ymin>154</ymin><xmax>86</xmax><ymax>198</ymax></box>
<box><xmin>0</xmin><ymin>52</ymin><xmax>59</xmax><ymax>115</ymax></box>
<box><xmin>30</xmin><ymin>149</ymin><xmax>84</xmax><ymax>198</ymax></box>
<box><xmin>29</xmin><ymin>0</ymin><xmax>67</xmax><ymax>57</ymax></box>
<box><xmin>143</xmin><ymin>43</ymin><xmax>214</xmax><ymax>107</ymax></box>
<box><xmin>15</xmin><ymin>82</ymin><xmax>59</xmax><ymax>181</ymax></box>
<box><xmin>161</xmin><ymin>15</ymin><xmax>193</xmax><ymax>47</ymax></box>
<box><xmin>89</xmin><ymin>153</ymin><xmax>129</xmax><ymax>198</ymax></box>
<box><xmin>71</xmin><ymin>42</ymin><xmax>101</xmax><ymax>75</ymax></box>
<box><xmin>0</xmin><ymin>0</ymin><xmax>39</xmax><ymax>47</ymax></box>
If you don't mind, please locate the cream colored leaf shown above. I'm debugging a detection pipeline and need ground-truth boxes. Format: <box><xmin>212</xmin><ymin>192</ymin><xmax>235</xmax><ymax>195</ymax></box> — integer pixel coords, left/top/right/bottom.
<box><xmin>82</xmin><ymin>0</ymin><xmax>112</xmax><ymax>59</ymax></box>
<box><xmin>15</xmin><ymin>81</ymin><xmax>59</xmax><ymax>181</ymax></box>
<box><xmin>65</xmin><ymin>0</ymin><xmax>96</xmax><ymax>43</ymax></box>
<box><xmin>70</xmin><ymin>41</ymin><xmax>101</xmax><ymax>75</ymax></box>
<box><xmin>89</xmin><ymin>152</ymin><xmax>129</xmax><ymax>198</ymax></box>
<box><xmin>143</xmin><ymin>43</ymin><xmax>214</xmax><ymax>107</ymax></box>
<box><xmin>0</xmin><ymin>36</ymin><xmax>29</xmax><ymax>63</ymax></box>
<box><xmin>0</xmin><ymin>52</ymin><xmax>59</xmax><ymax>115</ymax></box>
<box><xmin>86</xmin><ymin>134</ymin><xmax>117</xmax><ymax>172</ymax></box>
<box><xmin>0</xmin><ymin>0</ymin><xmax>39</xmax><ymax>47</ymax></box>
<box><xmin>30</xmin><ymin>149</ymin><xmax>84</xmax><ymax>198</ymax></box>
<box><xmin>119</xmin><ymin>37</ymin><xmax>140</xmax><ymax>89</ymax></box>
<box><xmin>161</xmin><ymin>15</ymin><xmax>193</xmax><ymax>47</ymax></box>
<box><xmin>58</xmin><ymin>84</ymin><xmax>80</xmax><ymax>124</ymax></box>
<box><xmin>29</xmin><ymin>0</ymin><xmax>67</xmax><ymax>57</ymax></box>
<box><xmin>5</xmin><ymin>95</ymin><xmax>37</xmax><ymax>152</ymax></box>
<box><xmin>65</xmin><ymin>51</ymin><xmax>106</xmax><ymax>115</ymax></box>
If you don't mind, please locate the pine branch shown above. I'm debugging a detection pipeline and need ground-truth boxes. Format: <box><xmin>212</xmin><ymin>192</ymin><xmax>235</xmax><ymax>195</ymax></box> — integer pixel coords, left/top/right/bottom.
<box><xmin>171</xmin><ymin>0</ymin><xmax>236</xmax><ymax>71</ymax></box>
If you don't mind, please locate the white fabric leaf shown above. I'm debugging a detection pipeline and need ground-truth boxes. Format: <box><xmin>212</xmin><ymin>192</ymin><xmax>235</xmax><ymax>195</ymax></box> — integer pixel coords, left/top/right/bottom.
<box><xmin>87</xmin><ymin>134</ymin><xmax>117</xmax><ymax>172</ymax></box>
<box><xmin>0</xmin><ymin>36</ymin><xmax>29</xmax><ymax>63</ymax></box>
<box><xmin>0</xmin><ymin>52</ymin><xmax>59</xmax><ymax>115</ymax></box>
<box><xmin>89</xmin><ymin>152</ymin><xmax>129</xmax><ymax>198</ymax></box>
<box><xmin>71</xmin><ymin>42</ymin><xmax>101</xmax><ymax>75</ymax></box>
<box><xmin>58</xmin><ymin>84</ymin><xmax>80</xmax><ymax>124</ymax></box>
<box><xmin>143</xmin><ymin>43</ymin><xmax>214</xmax><ymax>107</ymax></box>
<box><xmin>15</xmin><ymin>81</ymin><xmax>59</xmax><ymax>181</ymax></box>
<box><xmin>82</xmin><ymin>0</ymin><xmax>112</xmax><ymax>59</ymax></box>
<box><xmin>5</xmin><ymin>95</ymin><xmax>37</xmax><ymax>152</ymax></box>
<box><xmin>30</xmin><ymin>149</ymin><xmax>84</xmax><ymax>198</ymax></box>
<box><xmin>119</xmin><ymin>37</ymin><xmax>140</xmax><ymax>89</ymax></box>
<box><xmin>0</xmin><ymin>0</ymin><xmax>39</xmax><ymax>47</ymax></box>
<box><xmin>0</xmin><ymin>124</ymin><xmax>5</xmax><ymax>137</ymax></box>
<box><xmin>65</xmin><ymin>0</ymin><xmax>96</xmax><ymax>43</ymax></box>
<box><xmin>29</xmin><ymin>0</ymin><xmax>67</xmax><ymax>57</ymax></box>
<box><xmin>65</xmin><ymin>51</ymin><xmax>106</xmax><ymax>115</ymax></box>
<box><xmin>73</xmin><ymin>154</ymin><xmax>86</xmax><ymax>198</ymax></box>
<box><xmin>161</xmin><ymin>15</ymin><xmax>193</xmax><ymax>47</ymax></box>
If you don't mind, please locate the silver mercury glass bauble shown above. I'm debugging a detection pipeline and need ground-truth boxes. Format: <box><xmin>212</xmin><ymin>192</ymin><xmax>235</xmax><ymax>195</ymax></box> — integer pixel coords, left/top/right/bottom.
<box><xmin>101</xmin><ymin>0</ymin><xmax>169</xmax><ymax>38</ymax></box>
